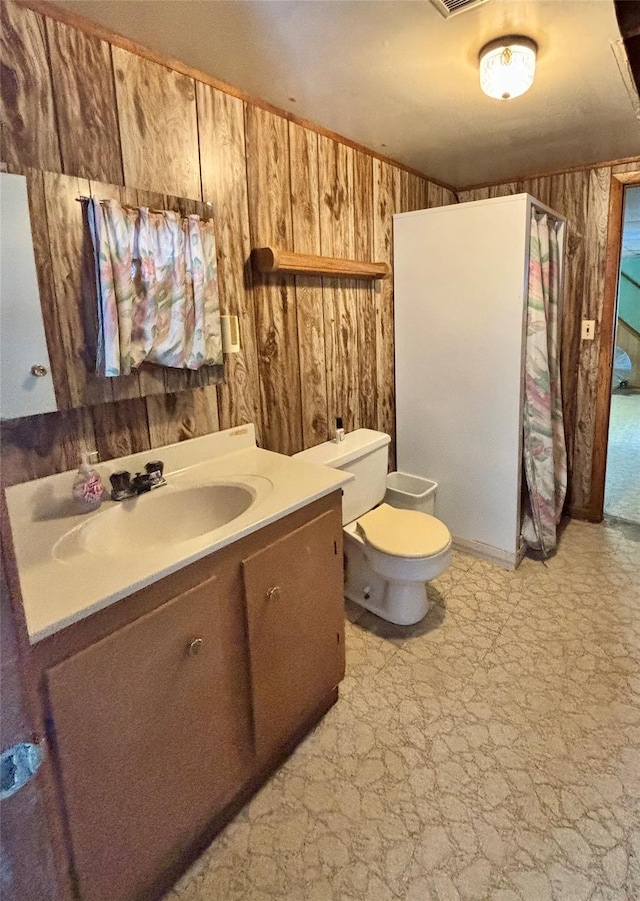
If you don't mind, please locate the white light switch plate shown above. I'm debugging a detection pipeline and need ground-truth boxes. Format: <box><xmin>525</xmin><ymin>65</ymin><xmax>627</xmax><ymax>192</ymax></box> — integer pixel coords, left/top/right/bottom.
<box><xmin>581</xmin><ymin>319</ymin><xmax>595</xmax><ymax>341</ymax></box>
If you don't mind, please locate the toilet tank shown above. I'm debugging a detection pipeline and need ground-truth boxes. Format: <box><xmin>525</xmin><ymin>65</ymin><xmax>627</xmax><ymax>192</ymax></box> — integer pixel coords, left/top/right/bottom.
<box><xmin>294</xmin><ymin>429</ymin><xmax>390</xmax><ymax>525</ymax></box>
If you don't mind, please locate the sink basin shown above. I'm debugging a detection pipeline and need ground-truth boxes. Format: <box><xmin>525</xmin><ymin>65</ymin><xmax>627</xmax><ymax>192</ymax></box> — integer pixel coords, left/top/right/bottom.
<box><xmin>54</xmin><ymin>482</ymin><xmax>257</xmax><ymax>560</ymax></box>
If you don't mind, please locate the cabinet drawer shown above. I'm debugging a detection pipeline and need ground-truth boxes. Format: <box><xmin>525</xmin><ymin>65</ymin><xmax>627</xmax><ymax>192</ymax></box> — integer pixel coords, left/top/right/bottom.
<box><xmin>242</xmin><ymin>507</ymin><xmax>345</xmax><ymax>760</ymax></box>
<box><xmin>46</xmin><ymin>572</ymin><xmax>251</xmax><ymax>901</ymax></box>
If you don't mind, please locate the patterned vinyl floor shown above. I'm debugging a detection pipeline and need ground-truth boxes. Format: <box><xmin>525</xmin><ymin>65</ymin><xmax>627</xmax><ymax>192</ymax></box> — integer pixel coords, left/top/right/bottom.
<box><xmin>165</xmin><ymin>519</ymin><xmax>640</xmax><ymax>901</ymax></box>
<box><xmin>605</xmin><ymin>392</ymin><xmax>640</xmax><ymax>524</ymax></box>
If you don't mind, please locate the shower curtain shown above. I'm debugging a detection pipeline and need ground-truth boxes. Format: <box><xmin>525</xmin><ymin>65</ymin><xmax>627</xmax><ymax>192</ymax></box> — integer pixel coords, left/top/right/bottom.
<box><xmin>521</xmin><ymin>210</ymin><xmax>567</xmax><ymax>557</ymax></box>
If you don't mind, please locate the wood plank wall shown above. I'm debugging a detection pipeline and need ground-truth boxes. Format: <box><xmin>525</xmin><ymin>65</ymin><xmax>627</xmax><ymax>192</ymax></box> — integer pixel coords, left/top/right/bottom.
<box><xmin>0</xmin><ymin>0</ymin><xmax>456</xmax><ymax>487</ymax></box>
<box><xmin>459</xmin><ymin>158</ymin><xmax>640</xmax><ymax>517</ymax></box>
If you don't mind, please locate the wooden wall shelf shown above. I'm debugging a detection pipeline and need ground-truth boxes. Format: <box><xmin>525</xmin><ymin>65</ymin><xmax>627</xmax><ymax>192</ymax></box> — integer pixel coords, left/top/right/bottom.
<box><xmin>252</xmin><ymin>247</ymin><xmax>390</xmax><ymax>280</ymax></box>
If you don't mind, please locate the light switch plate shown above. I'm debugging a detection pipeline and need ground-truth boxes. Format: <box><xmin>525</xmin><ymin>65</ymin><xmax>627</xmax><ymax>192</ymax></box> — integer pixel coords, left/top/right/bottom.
<box><xmin>581</xmin><ymin>319</ymin><xmax>595</xmax><ymax>341</ymax></box>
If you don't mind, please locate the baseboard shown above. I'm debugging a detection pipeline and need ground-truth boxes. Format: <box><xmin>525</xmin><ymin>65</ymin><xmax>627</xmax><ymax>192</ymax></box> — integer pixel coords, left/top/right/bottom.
<box><xmin>452</xmin><ymin>536</ymin><xmax>519</xmax><ymax>570</ymax></box>
<box><xmin>568</xmin><ymin>505</ymin><xmax>602</xmax><ymax>523</ymax></box>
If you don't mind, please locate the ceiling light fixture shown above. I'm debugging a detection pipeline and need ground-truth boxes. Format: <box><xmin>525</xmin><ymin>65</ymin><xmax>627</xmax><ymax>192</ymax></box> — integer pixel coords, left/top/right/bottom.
<box><xmin>479</xmin><ymin>36</ymin><xmax>537</xmax><ymax>100</ymax></box>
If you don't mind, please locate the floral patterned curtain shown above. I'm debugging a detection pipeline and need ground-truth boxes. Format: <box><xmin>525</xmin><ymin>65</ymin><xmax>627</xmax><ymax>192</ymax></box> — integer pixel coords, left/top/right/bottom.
<box><xmin>521</xmin><ymin>210</ymin><xmax>567</xmax><ymax>556</ymax></box>
<box><xmin>88</xmin><ymin>199</ymin><xmax>222</xmax><ymax>376</ymax></box>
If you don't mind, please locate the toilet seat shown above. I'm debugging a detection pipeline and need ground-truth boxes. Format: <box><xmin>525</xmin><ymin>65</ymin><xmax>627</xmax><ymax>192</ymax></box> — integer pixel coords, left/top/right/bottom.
<box><xmin>356</xmin><ymin>503</ymin><xmax>451</xmax><ymax>558</ymax></box>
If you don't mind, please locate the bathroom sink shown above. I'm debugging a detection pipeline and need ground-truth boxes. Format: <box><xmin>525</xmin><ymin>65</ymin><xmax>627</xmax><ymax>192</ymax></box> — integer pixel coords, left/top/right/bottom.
<box><xmin>55</xmin><ymin>482</ymin><xmax>256</xmax><ymax>559</ymax></box>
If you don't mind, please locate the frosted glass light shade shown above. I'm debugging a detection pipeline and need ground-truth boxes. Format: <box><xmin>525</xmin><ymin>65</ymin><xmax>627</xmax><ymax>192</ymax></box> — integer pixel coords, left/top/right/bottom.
<box><xmin>479</xmin><ymin>37</ymin><xmax>537</xmax><ymax>100</ymax></box>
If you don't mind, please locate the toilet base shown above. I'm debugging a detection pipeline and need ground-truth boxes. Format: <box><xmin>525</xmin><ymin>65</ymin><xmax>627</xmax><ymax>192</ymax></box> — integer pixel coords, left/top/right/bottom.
<box><xmin>344</xmin><ymin>532</ymin><xmax>430</xmax><ymax>625</ymax></box>
<box><xmin>344</xmin><ymin>579</ymin><xmax>429</xmax><ymax>626</ymax></box>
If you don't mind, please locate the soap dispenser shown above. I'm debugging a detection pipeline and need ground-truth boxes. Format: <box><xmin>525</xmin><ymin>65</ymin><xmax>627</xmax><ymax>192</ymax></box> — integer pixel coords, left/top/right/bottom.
<box><xmin>334</xmin><ymin>417</ymin><xmax>345</xmax><ymax>443</ymax></box>
<box><xmin>72</xmin><ymin>454</ymin><xmax>104</xmax><ymax>512</ymax></box>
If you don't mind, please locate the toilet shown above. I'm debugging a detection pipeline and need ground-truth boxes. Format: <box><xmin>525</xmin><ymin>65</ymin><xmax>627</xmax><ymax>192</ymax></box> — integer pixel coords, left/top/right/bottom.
<box><xmin>294</xmin><ymin>429</ymin><xmax>452</xmax><ymax>625</ymax></box>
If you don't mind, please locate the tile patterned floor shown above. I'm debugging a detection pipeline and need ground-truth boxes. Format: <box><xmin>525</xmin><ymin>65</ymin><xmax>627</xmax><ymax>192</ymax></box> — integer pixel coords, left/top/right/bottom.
<box><xmin>604</xmin><ymin>392</ymin><xmax>640</xmax><ymax>524</ymax></box>
<box><xmin>165</xmin><ymin>519</ymin><xmax>640</xmax><ymax>901</ymax></box>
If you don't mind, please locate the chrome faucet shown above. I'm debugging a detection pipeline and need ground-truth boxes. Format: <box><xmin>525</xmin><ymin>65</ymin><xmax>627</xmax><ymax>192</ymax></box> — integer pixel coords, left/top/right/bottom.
<box><xmin>110</xmin><ymin>461</ymin><xmax>166</xmax><ymax>501</ymax></box>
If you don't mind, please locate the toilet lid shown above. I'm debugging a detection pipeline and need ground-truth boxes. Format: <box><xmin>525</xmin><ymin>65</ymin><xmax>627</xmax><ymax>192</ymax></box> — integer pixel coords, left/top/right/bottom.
<box><xmin>356</xmin><ymin>504</ymin><xmax>451</xmax><ymax>558</ymax></box>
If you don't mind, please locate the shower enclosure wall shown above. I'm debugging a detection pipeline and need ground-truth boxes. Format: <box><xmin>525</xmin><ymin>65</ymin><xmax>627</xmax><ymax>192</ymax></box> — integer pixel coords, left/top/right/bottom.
<box><xmin>393</xmin><ymin>194</ymin><xmax>566</xmax><ymax>568</ymax></box>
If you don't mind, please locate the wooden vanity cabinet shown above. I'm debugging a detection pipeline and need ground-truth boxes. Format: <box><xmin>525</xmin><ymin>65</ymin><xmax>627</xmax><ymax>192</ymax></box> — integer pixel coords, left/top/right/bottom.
<box><xmin>46</xmin><ymin>569</ymin><xmax>252</xmax><ymax>901</ymax></box>
<box><xmin>243</xmin><ymin>509</ymin><xmax>345</xmax><ymax>760</ymax></box>
<box><xmin>37</xmin><ymin>493</ymin><xmax>345</xmax><ymax>901</ymax></box>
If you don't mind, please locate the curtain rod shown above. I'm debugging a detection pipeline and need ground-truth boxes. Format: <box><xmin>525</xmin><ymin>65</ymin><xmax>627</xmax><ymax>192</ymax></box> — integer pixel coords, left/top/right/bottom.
<box><xmin>76</xmin><ymin>196</ymin><xmax>213</xmax><ymax>214</ymax></box>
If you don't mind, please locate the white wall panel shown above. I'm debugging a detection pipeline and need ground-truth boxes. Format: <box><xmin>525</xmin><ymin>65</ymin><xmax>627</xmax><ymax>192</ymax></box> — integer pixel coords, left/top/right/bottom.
<box><xmin>394</xmin><ymin>195</ymin><xmax>536</xmax><ymax>563</ymax></box>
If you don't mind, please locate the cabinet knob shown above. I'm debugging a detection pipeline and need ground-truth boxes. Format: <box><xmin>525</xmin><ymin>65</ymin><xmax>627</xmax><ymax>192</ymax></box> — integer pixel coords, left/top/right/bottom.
<box><xmin>266</xmin><ymin>586</ymin><xmax>281</xmax><ymax>601</ymax></box>
<box><xmin>30</xmin><ymin>364</ymin><xmax>48</xmax><ymax>378</ymax></box>
<box><xmin>187</xmin><ymin>638</ymin><xmax>203</xmax><ymax>656</ymax></box>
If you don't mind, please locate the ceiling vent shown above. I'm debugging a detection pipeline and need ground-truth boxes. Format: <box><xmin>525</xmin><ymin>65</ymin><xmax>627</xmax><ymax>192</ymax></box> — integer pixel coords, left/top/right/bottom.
<box><xmin>430</xmin><ymin>0</ymin><xmax>490</xmax><ymax>19</ymax></box>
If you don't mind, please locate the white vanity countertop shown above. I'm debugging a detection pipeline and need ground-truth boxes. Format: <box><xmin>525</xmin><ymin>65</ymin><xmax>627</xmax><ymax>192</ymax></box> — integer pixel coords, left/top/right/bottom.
<box><xmin>5</xmin><ymin>425</ymin><xmax>350</xmax><ymax>644</ymax></box>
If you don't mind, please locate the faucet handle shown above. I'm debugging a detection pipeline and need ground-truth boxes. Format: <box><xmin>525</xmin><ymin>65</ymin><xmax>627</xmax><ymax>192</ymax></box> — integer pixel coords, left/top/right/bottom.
<box><xmin>145</xmin><ymin>460</ymin><xmax>164</xmax><ymax>481</ymax></box>
<box><xmin>110</xmin><ymin>471</ymin><xmax>132</xmax><ymax>500</ymax></box>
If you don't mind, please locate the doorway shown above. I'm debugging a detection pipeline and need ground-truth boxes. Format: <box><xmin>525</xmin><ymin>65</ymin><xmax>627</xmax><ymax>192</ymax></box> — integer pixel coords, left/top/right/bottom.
<box><xmin>590</xmin><ymin>168</ymin><xmax>640</xmax><ymax>522</ymax></box>
<box><xmin>604</xmin><ymin>185</ymin><xmax>640</xmax><ymax>524</ymax></box>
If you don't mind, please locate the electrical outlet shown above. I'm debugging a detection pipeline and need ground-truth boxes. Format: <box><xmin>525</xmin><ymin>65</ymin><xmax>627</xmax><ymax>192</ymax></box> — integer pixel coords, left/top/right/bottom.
<box><xmin>581</xmin><ymin>319</ymin><xmax>595</xmax><ymax>341</ymax></box>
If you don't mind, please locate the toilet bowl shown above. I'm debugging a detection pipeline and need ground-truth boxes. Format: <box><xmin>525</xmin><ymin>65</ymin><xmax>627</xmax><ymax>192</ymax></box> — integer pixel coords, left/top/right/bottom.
<box><xmin>294</xmin><ymin>429</ymin><xmax>452</xmax><ymax>625</ymax></box>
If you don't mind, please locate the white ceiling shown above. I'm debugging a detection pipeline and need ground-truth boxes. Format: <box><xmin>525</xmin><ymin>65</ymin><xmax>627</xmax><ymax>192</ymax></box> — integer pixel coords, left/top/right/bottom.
<box><xmin>53</xmin><ymin>0</ymin><xmax>640</xmax><ymax>188</ymax></box>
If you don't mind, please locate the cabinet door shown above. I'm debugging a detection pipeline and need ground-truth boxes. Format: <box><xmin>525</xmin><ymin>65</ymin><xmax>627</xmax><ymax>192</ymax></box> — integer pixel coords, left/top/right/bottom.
<box><xmin>0</xmin><ymin>173</ymin><xmax>57</xmax><ymax>419</ymax></box>
<box><xmin>46</xmin><ymin>572</ymin><xmax>252</xmax><ymax>901</ymax></box>
<box><xmin>243</xmin><ymin>506</ymin><xmax>345</xmax><ymax>760</ymax></box>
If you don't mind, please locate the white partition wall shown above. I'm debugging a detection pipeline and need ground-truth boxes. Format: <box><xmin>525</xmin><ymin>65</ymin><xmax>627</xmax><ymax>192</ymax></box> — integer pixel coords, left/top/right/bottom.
<box><xmin>393</xmin><ymin>194</ymin><xmax>565</xmax><ymax>568</ymax></box>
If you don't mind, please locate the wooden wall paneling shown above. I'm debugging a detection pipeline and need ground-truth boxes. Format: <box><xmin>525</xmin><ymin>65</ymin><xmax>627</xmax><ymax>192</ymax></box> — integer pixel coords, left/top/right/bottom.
<box><xmin>0</xmin><ymin>407</ymin><xmax>97</xmax><ymax>486</ymax></box>
<box><xmin>427</xmin><ymin>182</ymin><xmax>447</xmax><ymax>207</ymax></box>
<box><xmin>42</xmin><ymin>171</ymin><xmax>114</xmax><ymax>408</ymax></box>
<box><xmin>196</xmin><ymin>84</ymin><xmax>262</xmax><ymax>439</ymax></box>
<box><xmin>45</xmin><ymin>18</ymin><xmax>123</xmax><ymax>184</ymax></box>
<box><xmin>373</xmin><ymin>159</ymin><xmax>400</xmax><ymax>466</ymax></box>
<box><xmin>111</xmin><ymin>46</ymin><xmax>201</xmax><ymax>200</ymax></box>
<box><xmin>196</xmin><ymin>385</ymin><xmax>220</xmax><ymax>435</ymax></box>
<box><xmin>90</xmin><ymin>397</ymin><xmax>151</xmax><ymax>461</ymax></box>
<box><xmin>492</xmin><ymin>183</ymin><xmax>518</xmax><ymax>197</ymax></box>
<box><xmin>399</xmin><ymin>171</ymin><xmax>411</xmax><ymax>213</ymax></box>
<box><xmin>353</xmin><ymin>150</ymin><xmax>377</xmax><ymax>430</ymax></box>
<box><xmin>400</xmin><ymin>171</ymin><xmax>429</xmax><ymax>213</ymax></box>
<box><xmin>612</xmin><ymin>160</ymin><xmax>640</xmax><ymax>175</ymax></box>
<box><xmin>318</xmin><ymin>136</ymin><xmax>359</xmax><ymax>434</ymax></box>
<box><xmin>458</xmin><ymin>186</ymin><xmax>490</xmax><ymax>204</ymax></box>
<box><xmin>570</xmin><ymin>167</ymin><xmax>611</xmax><ymax>512</ymax></box>
<box><xmin>418</xmin><ymin>177</ymin><xmax>431</xmax><ymax>211</ymax></box>
<box><xmin>245</xmin><ymin>105</ymin><xmax>302</xmax><ymax>455</ymax></box>
<box><xmin>556</xmin><ymin>170</ymin><xmax>589</xmax><ymax>505</ymax></box>
<box><xmin>288</xmin><ymin>123</ymin><xmax>328</xmax><ymax>447</ymax></box>
<box><xmin>0</xmin><ymin>2</ymin><xmax>61</xmax><ymax>172</ymax></box>
<box><xmin>519</xmin><ymin>177</ymin><xmax>552</xmax><ymax>207</ymax></box>
<box><xmin>136</xmin><ymin>362</ymin><xmax>167</xmax><ymax>398</ymax></box>
<box><xmin>146</xmin><ymin>388</ymin><xmax>220</xmax><ymax>448</ymax></box>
